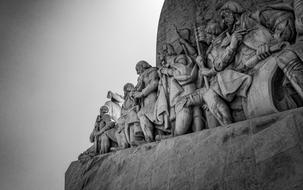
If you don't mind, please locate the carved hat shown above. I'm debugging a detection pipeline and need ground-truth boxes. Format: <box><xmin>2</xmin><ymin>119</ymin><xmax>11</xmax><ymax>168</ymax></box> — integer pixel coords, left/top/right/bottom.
<box><xmin>100</xmin><ymin>105</ymin><xmax>109</xmax><ymax>113</ymax></box>
<box><xmin>136</xmin><ymin>60</ymin><xmax>152</xmax><ymax>71</ymax></box>
<box><xmin>220</xmin><ymin>1</ymin><xmax>245</xmax><ymax>14</ymax></box>
<box><xmin>123</xmin><ymin>83</ymin><xmax>134</xmax><ymax>92</ymax></box>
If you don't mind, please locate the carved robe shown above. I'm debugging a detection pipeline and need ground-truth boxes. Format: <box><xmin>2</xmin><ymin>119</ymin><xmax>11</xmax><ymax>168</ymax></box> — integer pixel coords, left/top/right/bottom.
<box><xmin>206</xmin><ymin>32</ymin><xmax>252</xmax><ymax>102</ymax></box>
<box><xmin>136</xmin><ymin>67</ymin><xmax>159</xmax><ymax>122</ymax></box>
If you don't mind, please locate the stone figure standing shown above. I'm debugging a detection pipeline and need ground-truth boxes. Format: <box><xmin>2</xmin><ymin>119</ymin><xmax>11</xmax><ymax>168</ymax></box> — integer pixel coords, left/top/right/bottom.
<box><xmin>158</xmin><ymin>31</ymin><xmax>204</xmax><ymax>136</ymax></box>
<box><xmin>133</xmin><ymin>61</ymin><xmax>159</xmax><ymax>142</ymax></box>
<box><xmin>115</xmin><ymin>83</ymin><xmax>145</xmax><ymax>148</ymax></box>
<box><xmin>183</xmin><ymin>20</ymin><xmax>252</xmax><ymax>126</ymax></box>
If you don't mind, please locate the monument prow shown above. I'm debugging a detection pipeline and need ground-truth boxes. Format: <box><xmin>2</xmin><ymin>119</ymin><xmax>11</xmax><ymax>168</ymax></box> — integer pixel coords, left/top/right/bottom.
<box><xmin>66</xmin><ymin>0</ymin><xmax>303</xmax><ymax>189</ymax></box>
<box><xmin>66</xmin><ymin>108</ymin><xmax>303</xmax><ymax>190</ymax></box>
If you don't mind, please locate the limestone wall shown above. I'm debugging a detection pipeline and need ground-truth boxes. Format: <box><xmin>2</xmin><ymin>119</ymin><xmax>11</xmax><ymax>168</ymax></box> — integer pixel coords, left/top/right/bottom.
<box><xmin>66</xmin><ymin>108</ymin><xmax>303</xmax><ymax>190</ymax></box>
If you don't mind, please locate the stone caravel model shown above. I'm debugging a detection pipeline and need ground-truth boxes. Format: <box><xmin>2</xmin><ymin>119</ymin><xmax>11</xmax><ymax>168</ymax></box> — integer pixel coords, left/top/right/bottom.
<box><xmin>66</xmin><ymin>0</ymin><xmax>303</xmax><ymax>189</ymax></box>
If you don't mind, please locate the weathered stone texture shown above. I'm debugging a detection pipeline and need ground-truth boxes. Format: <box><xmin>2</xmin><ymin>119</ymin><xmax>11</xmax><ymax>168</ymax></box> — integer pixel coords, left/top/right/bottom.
<box><xmin>65</xmin><ymin>108</ymin><xmax>303</xmax><ymax>190</ymax></box>
<box><xmin>156</xmin><ymin>0</ymin><xmax>295</xmax><ymax>66</ymax></box>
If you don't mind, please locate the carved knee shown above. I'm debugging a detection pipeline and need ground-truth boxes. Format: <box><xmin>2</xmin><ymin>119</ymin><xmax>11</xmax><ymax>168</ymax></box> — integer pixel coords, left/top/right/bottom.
<box><xmin>174</xmin><ymin>107</ymin><xmax>193</xmax><ymax>136</ymax></box>
<box><xmin>216</xmin><ymin>101</ymin><xmax>232</xmax><ymax>125</ymax></box>
<box><xmin>204</xmin><ymin>89</ymin><xmax>232</xmax><ymax>126</ymax></box>
<box><xmin>139</xmin><ymin>116</ymin><xmax>154</xmax><ymax>141</ymax></box>
<box><xmin>276</xmin><ymin>49</ymin><xmax>303</xmax><ymax>98</ymax></box>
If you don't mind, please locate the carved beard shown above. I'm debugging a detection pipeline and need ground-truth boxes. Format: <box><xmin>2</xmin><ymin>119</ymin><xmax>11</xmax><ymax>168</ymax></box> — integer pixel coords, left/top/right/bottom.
<box><xmin>224</xmin><ymin>15</ymin><xmax>235</xmax><ymax>32</ymax></box>
<box><xmin>124</xmin><ymin>89</ymin><xmax>133</xmax><ymax>99</ymax></box>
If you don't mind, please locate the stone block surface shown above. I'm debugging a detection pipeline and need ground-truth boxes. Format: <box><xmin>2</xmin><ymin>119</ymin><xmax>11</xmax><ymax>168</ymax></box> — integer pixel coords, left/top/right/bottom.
<box><xmin>65</xmin><ymin>108</ymin><xmax>303</xmax><ymax>190</ymax></box>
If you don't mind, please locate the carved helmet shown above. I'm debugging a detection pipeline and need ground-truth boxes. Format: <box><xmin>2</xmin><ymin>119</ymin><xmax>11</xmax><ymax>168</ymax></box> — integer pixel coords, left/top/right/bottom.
<box><xmin>136</xmin><ymin>60</ymin><xmax>152</xmax><ymax>72</ymax></box>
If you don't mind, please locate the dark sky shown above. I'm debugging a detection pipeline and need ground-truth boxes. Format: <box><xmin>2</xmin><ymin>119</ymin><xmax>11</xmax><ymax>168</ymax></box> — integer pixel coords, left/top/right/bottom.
<box><xmin>0</xmin><ymin>0</ymin><xmax>164</xmax><ymax>189</ymax></box>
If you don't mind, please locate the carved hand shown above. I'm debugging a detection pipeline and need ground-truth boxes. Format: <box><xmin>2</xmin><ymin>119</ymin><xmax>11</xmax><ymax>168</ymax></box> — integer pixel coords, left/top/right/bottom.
<box><xmin>230</xmin><ymin>29</ymin><xmax>246</xmax><ymax>47</ymax></box>
<box><xmin>197</xmin><ymin>26</ymin><xmax>206</xmax><ymax>41</ymax></box>
<box><xmin>160</xmin><ymin>68</ymin><xmax>169</xmax><ymax>75</ymax></box>
<box><xmin>202</xmin><ymin>104</ymin><xmax>208</xmax><ymax>111</ymax></box>
<box><xmin>177</xmin><ymin>96</ymin><xmax>189</xmax><ymax>108</ymax></box>
<box><xmin>257</xmin><ymin>43</ymin><xmax>271</xmax><ymax>60</ymax></box>
<box><xmin>195</xmin><ymin>55</ymin><xmax>205</xmax><ymax>68</ymax></box>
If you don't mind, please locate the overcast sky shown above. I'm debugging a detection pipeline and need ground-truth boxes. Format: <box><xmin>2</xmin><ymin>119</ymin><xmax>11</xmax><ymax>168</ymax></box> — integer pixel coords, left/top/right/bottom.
<box><xmin>0</xmin><ymin>0</ymin><xmax>164</xmax><ymax>189</ymax></box>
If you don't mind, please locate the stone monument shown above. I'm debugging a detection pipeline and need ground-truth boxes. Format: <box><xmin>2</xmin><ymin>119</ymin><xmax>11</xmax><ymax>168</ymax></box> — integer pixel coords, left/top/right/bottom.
<box><xmin>66</xmin><ymin>0</ymin><xmax>303</xmax><ymax>189</ymax></box>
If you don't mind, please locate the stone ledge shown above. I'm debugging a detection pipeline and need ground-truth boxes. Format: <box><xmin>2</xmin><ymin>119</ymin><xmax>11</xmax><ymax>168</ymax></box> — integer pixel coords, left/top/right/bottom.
<box><xmin>65</xmin><ymin>108</ymin><xmax>303</xmax><ymax>190</ymax></box>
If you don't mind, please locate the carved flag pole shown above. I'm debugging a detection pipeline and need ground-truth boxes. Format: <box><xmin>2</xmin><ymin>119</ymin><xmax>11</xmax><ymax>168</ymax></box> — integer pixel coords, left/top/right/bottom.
<box><xmin>194</xmin><ymin>24</ymin><xmax>209</xmax><ymax>89</ymax></box>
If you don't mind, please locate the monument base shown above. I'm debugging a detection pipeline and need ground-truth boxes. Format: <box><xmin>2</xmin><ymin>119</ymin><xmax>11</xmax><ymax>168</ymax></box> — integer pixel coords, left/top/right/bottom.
<box><xmin>66</xmin><ymin>108</ymin><xmax>303</xmax><ymax>190</ymax></box>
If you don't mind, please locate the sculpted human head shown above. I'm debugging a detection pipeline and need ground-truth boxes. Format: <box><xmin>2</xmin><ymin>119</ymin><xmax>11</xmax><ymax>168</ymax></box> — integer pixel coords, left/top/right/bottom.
<box><xmin>100</xmin><ymin>105</ymin><xmax>109</xmax><ymax>116</ymax></box>
<box><xmin>101</xmin><ymin>114</ymin><xmax>112</xmax><ymax>124</ymax></box>
<box><xmin>136</xmin><ymin>60</ymin><xmax>151</xmax><ymax>75</ymax></box>
<box><xmin>123</xmin><ymin>83</ymin><xmax>135</xmax><ymax>99</ymax></box>
<box><xmin>107</xmin><ymin>91</ymin><xmax>114</xmax><ymax>100</ymax></box>
<box><xmin>220</xmin><ymin>1</ymin><xmax>244</xmax><ymax>30</ymax></box>
<box><xmin>203</xmin><ymin>21</ymin><xmax>223</xmax><ymax>45</ymax></box>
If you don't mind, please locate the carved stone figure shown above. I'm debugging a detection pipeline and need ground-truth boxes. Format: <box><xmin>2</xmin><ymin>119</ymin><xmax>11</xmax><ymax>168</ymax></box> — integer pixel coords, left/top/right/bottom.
<box><xmin>93</xmin><ymin>114</ymin><xmax>117</xmax><ymax>154</ymax></box>
<box><xmin>78</xmin><ymin>106</ymin><xmax>116</xmax><ymax>160</ymax></box>
<box><xmin>133</xmin><ymin>60</ymin><xmax>159</xmax><ymax>142</ymax></box>
<box><xmin>89</xmin><ymin>105</ymin><xmax>110</xmax><ymax>144</ymax></box>
<box><xmin>78</xmin><ymin>0</ymin><xmax>303</xmax><ymax>162</ymax></box>
<box><xmin>219</xmin><ymin>1</ymin><xmax>303</xmax><ymax>117</ymax></box>
<box><xmin>182</xmin><ymin>1</ymin><xmax>303</xmax><ymax>125</ymax></box>
<box><xmin>182</xmin><ymin>20</ymin><xmax>252</xmax><ymax>126</ymax></box>
<box><xmin>78</xmin><ymin>106</ymin><xmax>110</xmax><ymax>160</ymax></box>
<box><xmin>157</xmin><ymin>32</ymin><xmax>204</xmax><ymax>136</ymax></box>
<box><xmin>115</xmin><ymin>83</ymin><xmax>145</xmax><ymax>148</ymax></box>
<box><xmin>104</xmin><ymin>91</ymin><xmax>123</xmax><ymax>122</ymax></box>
